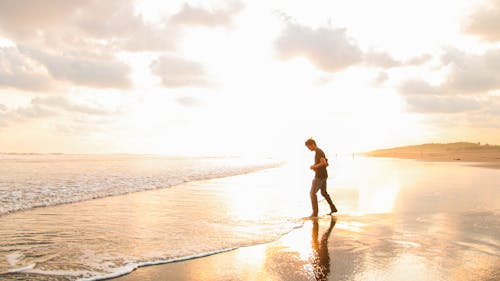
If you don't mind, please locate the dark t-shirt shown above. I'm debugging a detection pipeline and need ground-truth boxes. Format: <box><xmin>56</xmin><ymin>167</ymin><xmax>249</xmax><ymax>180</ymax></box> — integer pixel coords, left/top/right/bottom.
<box><xmin>314</xmin><ymin>148</ymin><xmax>328</xmax><ymax>179</ymax></box>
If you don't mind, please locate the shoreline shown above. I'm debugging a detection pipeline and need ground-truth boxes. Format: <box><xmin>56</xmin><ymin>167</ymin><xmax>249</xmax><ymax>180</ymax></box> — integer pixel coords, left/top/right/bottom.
<box><xmin>110</xmin><ymin>210</ymin><xmax>500</xmax><ymax>281</ymax></box>
<box><xmin>363</xmin><ymin>151</ymin><xmax>500</xmax><ymax>169</ymax></box>
<box><xmin>109</xmin><ymin>215</ymin><xmax>336</xmax><ymax>281</ymax></box>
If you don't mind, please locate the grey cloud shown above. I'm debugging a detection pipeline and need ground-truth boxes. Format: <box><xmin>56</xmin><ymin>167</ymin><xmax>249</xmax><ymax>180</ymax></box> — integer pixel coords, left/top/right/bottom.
<box><xmin>0</xmin><ymin>0</ymin><xmax>82</xmax><ymax>40</ymax></box>
<box><xmin>404</xmin><ymin>54</ymin><xmax>433</xmax><ymax>65</ymax></box>
<box><xmin>275</xmin><ymin>23</ymin><xmax>363</xmax><ymax>72</ymax></box>
<box><xmin>363</xmin><ymin>51</ymin><xmax>402</xmax><ymax>68</ymax></box>
<box><xmin>363</xmin><ymin>52</ymin><xmax>433</xmax><ymax>68</ymax></box>
<box><xmin>465</xmin><ymin>0</ymin><xmax>500</xmax><ymax>42</ymax></box>
<box><xmin>0</xmin><ymin>47</ymin><xmax>53</xmax><ymax>91</ymax></box>
<box><xmin>73</xmin><ymin>1</ymin><xmax>178</xmax><ymax>51</ymax></box>
<box><xmin>176</xmin><ymin>96</ymin><xmax>199</xmax><ymax>107</ymax></box>
<box><xmin>0</xmin><ymin>95</ymin><xmax>123</xmax><ymax>128</ymax></box>
<box><xmin>486</xmin><ymin>96</ymin><xmax>500</xmax><ymax>115</ymax></box>
<box><xmin>399</xmin><ymin>80</ymin><xmax>440</xmax><ymax>96</ymax></box>
<box><xmin>14</xmin><ymin>104</ymin><xmax>56</xmax><ymax>119</ymax></box>
<box><xmin>399</xmin><ymin>48</ymin><xmax>500</xmax><ymax>96</ymax></box>
<box><xmin>151</xmin><ymin>56</ymin><xmax>208</xmax><ymax>88</ymax></box>
<box><xmin>441</xmin><ymin>48</ymin><xmax>500</xmax><ymax>94</ymax></box>
<box><xmin>21</xmin><ymin>47</ymin><xmax>131</xmax><ymax>89</ymax></box>
<box><xmin>0</xmin><ymin>104</ymin><xmax>7</xmax><ymax>127</ymax></box>
<box><xmin>32</xmin><ymin>96</ymin><xmax>115</xmax><ymax>115</ymax></box>
<box><xmin>0</xmin><ymin>0</ymin><xmax>177</xmax><ymax>52</ymax></box>
<box><xmin>171</xmin><ymin>1</ymin><xmax>244</xmax><ymax>26</ymax></box>
<box><xmin>405</xmin><ymin>95</ymin><xmax>482</xmax><ymax>113</ymax></box>
<box><xmin>274</xmin><ymin>22</ymin><xmax>431</xmax><ymax>72</ymax></box>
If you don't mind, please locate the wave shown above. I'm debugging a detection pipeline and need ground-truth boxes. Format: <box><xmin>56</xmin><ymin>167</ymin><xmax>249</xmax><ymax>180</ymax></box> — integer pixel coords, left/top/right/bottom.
<box><xmin>0</xmin><ymin>157</ymin><xmax>281</xmax><ymax>216</ymax></box>
<box><xmin>79</xmin><ymin>247</ymin><xmax>239</xmax><ymax>281</ymax></box>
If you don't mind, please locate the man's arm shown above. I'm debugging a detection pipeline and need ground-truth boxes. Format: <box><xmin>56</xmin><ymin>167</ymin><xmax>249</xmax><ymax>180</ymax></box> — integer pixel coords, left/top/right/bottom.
<box><xmin>310</xmin><ymin>157</ymin><xmax>328</xmax><ymax>170</ymax></box>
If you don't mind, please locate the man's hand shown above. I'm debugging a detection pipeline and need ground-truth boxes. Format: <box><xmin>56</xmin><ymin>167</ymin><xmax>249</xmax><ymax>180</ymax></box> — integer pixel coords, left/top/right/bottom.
<box><xmin>310</xmin><ymin>158</ymin><xmax>328</xmax><ymax>171</ymax></box>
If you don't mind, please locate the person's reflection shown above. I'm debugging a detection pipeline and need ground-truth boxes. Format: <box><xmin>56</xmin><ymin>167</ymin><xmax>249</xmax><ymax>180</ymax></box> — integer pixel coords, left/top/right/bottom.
<box><xmin>311</xmin><ymin>216</ymin><xmax>336</xmax><ymax>281</ymax></box>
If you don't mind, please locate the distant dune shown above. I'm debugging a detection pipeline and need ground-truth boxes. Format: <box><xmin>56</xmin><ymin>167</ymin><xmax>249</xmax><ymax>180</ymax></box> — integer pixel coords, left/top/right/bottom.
<box><xmin>365</xmin><ymin>142</ymin><xmax>500</xmax><ymax>167</ymax></box>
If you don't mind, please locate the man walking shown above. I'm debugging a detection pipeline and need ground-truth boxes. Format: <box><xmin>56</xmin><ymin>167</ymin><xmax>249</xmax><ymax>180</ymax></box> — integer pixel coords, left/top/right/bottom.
<box><xmin>305</xmin><ymin>138</ymin><xmax>337</xmax><ymax>217</ymax></box>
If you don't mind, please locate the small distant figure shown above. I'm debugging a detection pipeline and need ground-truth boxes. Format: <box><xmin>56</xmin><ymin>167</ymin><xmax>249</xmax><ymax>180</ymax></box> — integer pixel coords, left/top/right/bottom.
<box><xmin>305</xmin><ymin>138</ymin><xmax>337</xmax><ymax>217</ymax></box>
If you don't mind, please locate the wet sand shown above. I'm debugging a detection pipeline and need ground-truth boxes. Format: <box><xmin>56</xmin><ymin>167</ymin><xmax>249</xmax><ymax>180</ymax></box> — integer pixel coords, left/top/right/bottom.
<box><xmin>112</xmin><ymin>158</ymin><xmax>500</xmax><ymax>281</ymax></box>
<box><xmin>113</xmin><ymin>213</ymin><xmax>499</xmax><ymax>281</ymax></box>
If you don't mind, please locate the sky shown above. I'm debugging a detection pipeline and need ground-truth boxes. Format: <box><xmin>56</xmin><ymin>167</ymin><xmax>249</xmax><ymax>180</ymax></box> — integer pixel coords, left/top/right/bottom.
<box><xmin>0</xmin><ymin>0</ymin><xmax>499</xmax><ymax>157</ymax></box>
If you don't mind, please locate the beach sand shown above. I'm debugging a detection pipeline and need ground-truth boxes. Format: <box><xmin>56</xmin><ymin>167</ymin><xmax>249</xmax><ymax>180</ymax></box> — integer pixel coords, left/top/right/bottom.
<box><xmin>364</xmin><ymin>143</ymin><xmax>500</xmax><ymax>169</ymax></box>
<box><xmin>113</xmin><ymin>212</ymin><xmax>499</xmax><ymax>281</ymax></box>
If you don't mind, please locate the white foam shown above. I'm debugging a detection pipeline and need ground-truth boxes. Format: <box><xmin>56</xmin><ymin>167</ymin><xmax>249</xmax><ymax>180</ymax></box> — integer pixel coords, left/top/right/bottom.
<box><xmin>0</xmin><ymin>155</ymin><xmax>280</xmax><ymax>216</ymax></box>
<box><xmin>78</xmin><ymin>247</ymin><xmax>239</xmax><ymax>281</ymax></box>
<box><xmin>5</xmin><ymin>252</ymin><xmax>22</xmax><ymax>266</ymax></box>
<box><xmin>7</xmin><ymin>263</ymin><xmax>35</xmax><ymax>273</ymax></box>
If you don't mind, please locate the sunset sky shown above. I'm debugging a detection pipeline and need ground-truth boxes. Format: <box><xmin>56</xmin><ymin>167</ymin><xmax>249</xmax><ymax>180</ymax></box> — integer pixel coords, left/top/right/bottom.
<box><xmin>0</xmin><ymin>0</ymin><xmax>499</xmax><ymax>157</ymax></box>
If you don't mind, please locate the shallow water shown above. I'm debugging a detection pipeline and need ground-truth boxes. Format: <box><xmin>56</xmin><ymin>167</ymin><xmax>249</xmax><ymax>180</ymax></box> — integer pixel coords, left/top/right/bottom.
<box><xmin>0</xmin><ymin>154</ymin><xmax>277</xmax><ymax>215</ymax></box>
<box><xmin>0</xmin><ymin>157</ymin><xmax>499</xmax><ymax>280</ymax></box>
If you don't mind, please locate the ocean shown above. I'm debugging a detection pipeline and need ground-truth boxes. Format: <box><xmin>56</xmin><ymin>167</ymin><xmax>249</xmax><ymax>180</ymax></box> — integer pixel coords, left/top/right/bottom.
<box><xmin>0</xmin><ymin>155</ymin><xmax>498</xmax><ymax>280</ymax></box>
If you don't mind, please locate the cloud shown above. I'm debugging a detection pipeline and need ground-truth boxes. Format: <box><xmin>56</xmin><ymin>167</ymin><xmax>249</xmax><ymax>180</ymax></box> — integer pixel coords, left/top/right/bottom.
<box><xmin>14</xmin><ymin>104</ymin><xmax>57</xmax><ymax>119</ymax></box>
<box><xmin>151</xmin><ymin>56</ymin><xmax>208</xmax><ymax>88</ymax></box>
<box><xmin>399</xmin><ymin>48</ymin><xmax>500</xmax><ymax>116</ymax></box>
<box><xmin>275</xmin><ymin>22</ymin><xmax>432</xmax><ymax>72</ymax></box>
<box><xmin>373</xmin><ymin>71</ymin><xmax>389</xmax><ymax>86</ymax></box>
<box><xmin>441</xmin><ymin>48</ymin><xmax>500</xmax><ymax>94</ymax></box>
<box><xmin>0</xmin><ymin>47</ymin><xmax>53</xmax><ymax>91</ymax></box>
<box><xmin>363</xmin><ymin>51</ymin><xmax>402</xmax><ymax>68</ymax></box>
<box><xmin>0</xmin><ymin>104</ymin><xmax>7</xmax><ymax>127</ymax></box>
<box><xmin>176</xmin><ymin>96</ymin><xmax>200</xmax><ymax>107</ymax></box>
<box><xmin>0</xmin><ymin>95</ymin><xmax>125</xmax><ymax>130</ymax></box>
<box><xmin>404</xmin><ymin>54</ymin><xmax>433</xmax><ymax>65</ymax></box>
<box><xmin>399</xmin><ymin>48</ymin><xmax>500</xmax><ymax>96</ymax></box>
<box><xmin>405</xmin><ymin>95</ymin><xmax>482</xmax><ymax>113</ymax></box>
<box><xmin>21</xmin><ymin>47</ymin><xmax>131</xmax><ymax>89</ymax></box>
<box><xmin>0</xmin><ymin>0</ymin><xmax>177</xmax><ymax>52</ymax></box>
<box><xmin>275</xmin><ymin>23</ymin><xmax>363</xmax><ymax>72</ymax></box>
<box><xmin>171</xmin><ymin>1</ymin><xmax>244</xmax><ymax>26</ymax></box>
<box><xmin>398</xmin><ymin>80</ymin><xmax>440</xmax><ymax>96</ymax></box>
<box><xmin>465</xmin><ymin>0</ymin><xmax>500</xmax><ymax>42</ymax></box>
<box><xmin>486</xmin><ymin>95</ymin><xmax>500</xmax><ymax>115</ymax></box>
<box><xmin>32</xmin><ymin>96</ymin><xmax>117</xmax><ymax>115</ymax></box>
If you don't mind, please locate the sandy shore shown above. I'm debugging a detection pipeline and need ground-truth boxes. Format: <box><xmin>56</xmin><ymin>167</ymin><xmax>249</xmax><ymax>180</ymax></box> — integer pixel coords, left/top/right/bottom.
<box><xmin>364</xmin><ymin>143</ymin><xmax>500</xmax><ymax>169</ymax></box>
<box><xmin>112</xmin><ymin>212</ymin><xmax>499</xmax><ymax>281</ymax></box>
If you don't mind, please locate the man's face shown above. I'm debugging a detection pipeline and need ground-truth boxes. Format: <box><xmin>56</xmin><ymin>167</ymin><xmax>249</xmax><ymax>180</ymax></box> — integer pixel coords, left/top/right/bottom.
<box><xmin>306</xmin><ymin>144</ymin><xmax>315</xmax><ymax>151</ymax></box>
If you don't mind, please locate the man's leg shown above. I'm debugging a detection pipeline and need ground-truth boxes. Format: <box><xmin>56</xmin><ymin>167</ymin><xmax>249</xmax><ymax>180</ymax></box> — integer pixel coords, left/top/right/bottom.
<box><xmin>319</xmin><ymin>179</ymin><xmax>337</xmax><ymax>213</ymax></box>
<box><xmin>309</xmin><ymin>178</ymin><xmax>321</xmax><ymax>216</ymax></box>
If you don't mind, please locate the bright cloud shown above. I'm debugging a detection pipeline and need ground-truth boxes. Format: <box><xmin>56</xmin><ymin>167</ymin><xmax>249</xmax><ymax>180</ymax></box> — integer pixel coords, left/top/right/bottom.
<box><xmin>150</xmin><ymin>55</ymin><xmax>208</xmax><ymax>88</ymax></box>
<box><xmin>0</xmin><ymin>47</ymin><xmax>53</xmax><ymax>91</ymax></box>
<box><xmin>171</xmin><ymin>0</ymin><xmax>244</xmax><ymax>26</ymax></box>
<box><xmin>275</xmin><ymin>23</ymin><xmax>362</xmax><ymax>72</ymax></box>
<box><xmin>465</xmin><ymin>0</ymin><xmax>500</xmax><ymax>42</ymax></box>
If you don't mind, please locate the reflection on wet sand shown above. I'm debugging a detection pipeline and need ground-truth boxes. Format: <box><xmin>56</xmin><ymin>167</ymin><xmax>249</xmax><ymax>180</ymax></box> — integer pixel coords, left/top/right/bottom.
<box><xmin>113</xmin><ymin>212</ymin><xmax>499</xmax><ymax>281</ymax></box>
<box><xmin>311</xmin><ymin>216</ymin><xmax>336</xmax><ymax>281</ymax></box>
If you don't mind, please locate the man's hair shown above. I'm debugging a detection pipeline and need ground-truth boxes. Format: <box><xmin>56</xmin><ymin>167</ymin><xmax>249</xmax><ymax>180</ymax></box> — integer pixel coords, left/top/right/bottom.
<box><xmin>305</xmin><ymin>138</ymin><xmax>316</xmax><ymax>146</ymax></box>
